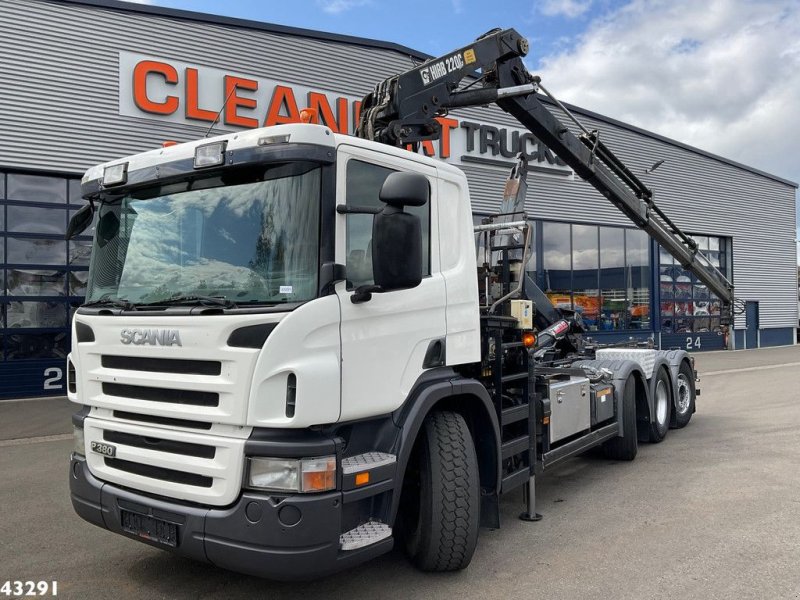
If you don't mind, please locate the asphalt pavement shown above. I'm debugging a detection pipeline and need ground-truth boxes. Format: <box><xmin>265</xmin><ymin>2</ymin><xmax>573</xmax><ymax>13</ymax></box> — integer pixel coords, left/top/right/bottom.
<box><xmin>1</xmin><ymin>346</ymin><xmax>799</xmax><ymax>599</ymax></box>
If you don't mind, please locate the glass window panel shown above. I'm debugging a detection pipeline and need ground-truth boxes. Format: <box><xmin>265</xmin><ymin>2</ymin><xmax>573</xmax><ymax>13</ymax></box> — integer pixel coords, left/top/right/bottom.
<box><xmin>345</xmin><ymin>160</ymin><xmax>430</xmax><ymax>289</ymax></box>
<box><xmin>7</xmin><ymin>269</ymin><xmax>66</xmax><ymax>296</ymax></box>
<box><xmin>6</xmin><ymin>331</ymin><xmax>69</xmax><ymax>360</ymax></box>
<box><xmin>599</xmin><ymin>227</ymin><xmax>625</xmax><ymax>330</ymax></box>
<box><xmin>658</xmin><ymin>245</ymin><xmax>673</xmax><ymax>266</ymax></box>
<box><xmin>7</xmin><ymin>237</ymin><xmax>66</xmax><ymax>265</ymax></box>
<box><xmin>626</xmin><ymin>229</ymin><xmax>650</xmax><ymax>330</ymax></box>
<box><xmin>0</xmin><ymin>172</ymin><xmax>5</xmax><ymax>199</ymax></box>
<box><xmin>674</xmin><ymin>268</ymin><xmax>692</xmax><ymax>299</ymax></box>
<box><xmin>708</xmin><ymin>237</ymin><xmax>720</xmax><ymax>251</ymax></box>
<box><xmin>7</xmin><ymin>301</ymin><xmax>67</xmax><ymax>328</ymax></box>
<box><xmin>6</xmin><ymin>174</ymin><xmax>66</xmax><ymax>204</ymax></box>
<box><xmin>68</xmin><ymin>179</ymin><xmax>83</xmax><ymax>205</ymax></box>
<box><xmin>0</xmin><ymin>205</ymin><xmax>5</xmax><ymax>230</ymax></box>
<box><xmin>660</xmin><ymin>316</ymin><xmax>673</xmax><ymax>333</ymax></box>
<box><xmin>659</xmin><ymin>266</ymin><xmax>674</xmax><ymax>299</ymax></box>
<box><xmin>69</xmin><ymin>240</ymin><xmax>92</xmax><ymax>266</ymax></box>
<box><xmin>542</xmin><ymin>222</ymin><xmax>571</xmax><ymax>309</ymax></box>
<box><xmin>525</xmin><ymin>220</ymin><xmax>537</xmax><ymax>274</ymax></box>
<box><xmin>7</xmin><ymin>204</ymin><xmax>66</xmax><ymax>235</ymax></box>
<box><xmin>69</xmin><ymin>271</ymin><xmax>89</xmax><ymax>296</ymax></box>
<box><xmin>572</xmin><ymin>224</ymin><xmax>599</xmax><ymax>329</ymax></box>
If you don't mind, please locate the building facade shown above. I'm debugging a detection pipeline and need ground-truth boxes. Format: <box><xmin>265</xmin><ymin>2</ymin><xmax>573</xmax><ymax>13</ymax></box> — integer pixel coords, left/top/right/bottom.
<box><xmin>0</xmin><ymin>0</ymin><xmax>796</xmax><ymax>398</ymax></box>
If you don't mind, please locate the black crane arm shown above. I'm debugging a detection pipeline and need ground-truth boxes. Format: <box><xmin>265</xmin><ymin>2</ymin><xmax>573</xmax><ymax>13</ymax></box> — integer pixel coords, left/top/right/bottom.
<box><xmin>356</xmin><ymin>28</ymin><xmax>736</xmax><ymax>322</ymax></box>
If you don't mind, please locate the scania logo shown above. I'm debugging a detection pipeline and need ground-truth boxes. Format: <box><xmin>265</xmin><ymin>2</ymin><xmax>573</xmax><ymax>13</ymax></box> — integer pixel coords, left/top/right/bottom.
<box><xmin>120</xmin><ymin>328</ymin><xmax>182</xmax><ymax>346</ymax></box>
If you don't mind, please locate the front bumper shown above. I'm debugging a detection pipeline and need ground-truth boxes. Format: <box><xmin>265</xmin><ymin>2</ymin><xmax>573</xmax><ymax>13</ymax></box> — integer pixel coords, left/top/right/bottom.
<box><xmin>69</xmin><ymin>454</ymin><xmax>392</xmax><ymax>580</ymax></box>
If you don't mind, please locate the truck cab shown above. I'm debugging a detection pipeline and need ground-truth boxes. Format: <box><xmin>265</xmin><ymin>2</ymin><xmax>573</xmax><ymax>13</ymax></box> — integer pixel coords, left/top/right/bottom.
<box><xmin>69</xmin><ymin>123</ymin><xmax>488</xmax><ymax>579</ymax></box>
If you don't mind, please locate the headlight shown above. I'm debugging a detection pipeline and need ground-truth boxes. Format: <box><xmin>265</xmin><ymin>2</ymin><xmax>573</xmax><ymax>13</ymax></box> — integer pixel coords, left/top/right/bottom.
<box><xmin>73</xmin><ymin>425</ymin><xmax>85</xmax><ymax>457</ymax></box>
<box><xmin>102</xmin><ymin>162</ymin><xmax>128</xmax><ymax>186</ymax></box>
<box><xmin>194</xmin><ymin>141</ymin><xmax>226</xmax><ymax>168</ymax></box>
<box><xmin>247</xmin><ymin>456</ymin><xmax>336</xmax><ymax>493</ymax></box>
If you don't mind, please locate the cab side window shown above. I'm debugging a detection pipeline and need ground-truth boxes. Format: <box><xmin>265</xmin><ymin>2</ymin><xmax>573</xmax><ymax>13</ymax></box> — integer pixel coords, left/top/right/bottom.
<box><xmin>345</xmin><ymin>159</ymin><xmax>430</xmax><ymax>289</ymax></box>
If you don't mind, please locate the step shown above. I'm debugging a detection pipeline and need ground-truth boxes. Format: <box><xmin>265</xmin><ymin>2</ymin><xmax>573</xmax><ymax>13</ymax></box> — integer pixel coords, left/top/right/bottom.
<box><xmin>501</xmin><ymin>435</ymin><xmax>530</xmax><ymax>459</ymax></box>
<box><xmin>501</xmin><ymin>403</ymin><xmax>530</xmax><ymax>426</ymax></box>
<box><xmin>500</xmin><ymin>372</ymin><xmax>529</xmax><ymax>384</ymax></box>
<box><xmin>341</xmin><ymin>452</ymin><xmax>396</xmax><ymax>475</ymax></box>
<box><xmin>340</xmin><ymin>521</ymin><xmax>392</xmax><ymax>551</ymax></box>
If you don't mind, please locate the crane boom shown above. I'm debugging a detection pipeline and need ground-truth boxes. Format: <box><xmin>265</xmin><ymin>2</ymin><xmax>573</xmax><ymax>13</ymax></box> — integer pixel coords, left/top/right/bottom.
<box><xmin>356</xmin><ymin>28</ymin><xmax>735</xmax><ymax>324</ymax></box>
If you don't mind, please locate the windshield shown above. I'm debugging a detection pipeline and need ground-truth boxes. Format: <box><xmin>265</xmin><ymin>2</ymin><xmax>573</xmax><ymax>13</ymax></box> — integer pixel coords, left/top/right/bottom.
<box><xmin>86</xmin><ymin>163</ymin><xmax>321</xmax><ymax>306</ymax></box>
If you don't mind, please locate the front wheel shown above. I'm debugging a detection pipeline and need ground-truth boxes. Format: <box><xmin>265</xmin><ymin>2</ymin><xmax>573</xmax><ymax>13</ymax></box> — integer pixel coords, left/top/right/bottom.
<box><xmin>400</xmin><ymin>411</ymin><xmax>480</xmax><ymax>572</ymax></box>
<box><xmin>673</xmin><ymin>361</ymin><xmax>696</xmax><ymax>428</ymax></box>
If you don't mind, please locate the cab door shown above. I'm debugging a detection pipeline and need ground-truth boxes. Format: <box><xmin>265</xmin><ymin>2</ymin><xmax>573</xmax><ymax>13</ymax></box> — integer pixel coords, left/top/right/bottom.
<box><xmin>335</xmin><ymin>145</ymin><xmax>446</xmax><ymax>422</ymax></box>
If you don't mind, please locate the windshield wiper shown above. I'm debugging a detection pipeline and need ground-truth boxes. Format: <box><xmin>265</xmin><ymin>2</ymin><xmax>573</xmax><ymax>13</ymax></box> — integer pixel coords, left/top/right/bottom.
<box><xmin>82</xmin><ymin>297</ymin><xmax>136</xmax><ymax>311</ymax></box>
<box><xmin>140</xmin><ymin>294</ymin><xmax>238</xmax><ymax>309</ymax></box>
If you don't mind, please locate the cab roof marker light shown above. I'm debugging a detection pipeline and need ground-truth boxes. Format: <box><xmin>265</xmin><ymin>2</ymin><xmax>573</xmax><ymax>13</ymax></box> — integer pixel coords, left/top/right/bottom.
<box><xmin>258</xmin><ymin>134</ymin><xmax>291</xmax><ymax>146</ymax></box>
<box><xmin>194</xmin><ymin>141</ymin><xmax>226</xmax><ymax>168</ymax></box>
<box><xmin>102</xmin><ymin>162</ymin><xmax>128</xmax><ymax>186</ymax></box>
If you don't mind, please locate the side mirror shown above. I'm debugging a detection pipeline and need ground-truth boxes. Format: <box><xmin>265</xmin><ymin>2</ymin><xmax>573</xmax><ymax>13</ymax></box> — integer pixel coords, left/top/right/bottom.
<box><xmin>66</xmin><ymin>204</ymin><xmax>94</xmax><ymax>240</ymax></box>
<box><xmin>372</xmin><ymin>172</ymin><xmax>428</xmax><ymax>291</ymax></box>
<box><xmin>96</xmin><ymin>211</ymin><xmax>120</xmax><ymax>248</ymax></box>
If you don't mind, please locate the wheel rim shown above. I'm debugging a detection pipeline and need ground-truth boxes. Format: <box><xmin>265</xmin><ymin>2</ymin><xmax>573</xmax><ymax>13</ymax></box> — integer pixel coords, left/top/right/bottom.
<box><xmin>676</xmin><ymin>373</ymin><xmax>691</xmax><ymax>415</ymax></box>
<box><xmin>655</xmin><ymin>379</ymin><xmax>669</xmax><ymax>425</ymax></box>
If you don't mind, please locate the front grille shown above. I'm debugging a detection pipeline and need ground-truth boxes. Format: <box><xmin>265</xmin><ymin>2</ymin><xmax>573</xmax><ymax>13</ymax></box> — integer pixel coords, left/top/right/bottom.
<box><xmin>103</xmin><ymin>430</ymin><xmax>216</xmax><ymax>459</ymax></box>
<box><xmin>101</xmin><ymin>355</ymin><xmax>222</xmax><ymax>376</ymax></box>
<box><xmin>113</xmin><ymin>410</ymin><xmax>213</xmax><ymax>431</ymax></box>
<box><xmin>104</xmin><ymin>457</ymin><xmax>213</xmax><ymax>488</ymax></box>
<box><xmin>103</xmin><ymin>382</ymin><xmax>219</xmax><ymax>407</ymax></box>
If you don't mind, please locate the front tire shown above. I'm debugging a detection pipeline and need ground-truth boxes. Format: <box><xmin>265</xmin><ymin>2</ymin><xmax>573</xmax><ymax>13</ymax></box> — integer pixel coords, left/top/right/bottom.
<box><xmin>401</xmin><ymin>411</ymin><xmax>480</xmax><ymax>572</ymax></box>
<box><xmin>673</xmin><ymin>361</ymin><xmax>696</xmax><ymax>428</ymax></box>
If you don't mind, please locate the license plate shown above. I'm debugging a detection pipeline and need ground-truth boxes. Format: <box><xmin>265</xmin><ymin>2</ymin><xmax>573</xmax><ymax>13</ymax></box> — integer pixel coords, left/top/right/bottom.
<box><xmin>121</xmin><ymin>510</ymin><xmax>178</xmax><ymax>547</ymax></box>
<box><xmin>90</xmin><ymin>441</ymin><xmax>116</xmax><ymax>457</ymax></box>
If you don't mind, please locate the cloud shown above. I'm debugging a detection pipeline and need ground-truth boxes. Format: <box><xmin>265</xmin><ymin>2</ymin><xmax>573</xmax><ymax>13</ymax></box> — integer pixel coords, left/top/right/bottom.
<box><xmin>538</xmin><ymin>0</ymin><xmax>593</xmax><ymax>18</ymax></box>
<box><xmin>316</xmin><ymin>0</ymin><xmax>370</xmax><ymax>14</ymax></box>
<box><xmin>535</xmin><ymin>0</ymin><xmax>800</xmax><ymax>187</ymax></box>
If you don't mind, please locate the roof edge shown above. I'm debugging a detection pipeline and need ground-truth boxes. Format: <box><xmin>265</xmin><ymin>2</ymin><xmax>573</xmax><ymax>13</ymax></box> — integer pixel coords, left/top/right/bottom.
<box><xmin>54</xmin><ymin>0</ymin><xmax>433</xmax><ymax>61</ymax></box>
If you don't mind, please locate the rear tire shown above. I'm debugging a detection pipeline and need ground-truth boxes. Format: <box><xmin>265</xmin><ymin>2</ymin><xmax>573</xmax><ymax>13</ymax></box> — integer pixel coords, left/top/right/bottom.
<box><xmin>401</xmin><ymin>411</ymin><xmax>480</xmax><ymax>572</ymax></box>
<box><xmin>648</xmin><ymin>367</ymin><xmax>672</xmax><ymax>443</ymax></box>
<box><xmin>603</xmin><ymin>375</ymin><xmax>638</xmax><ymax>461</ymax></box>
<box><xmin>673</xmin><ymin>361</ymin><xmax>696</xmax><ymax>428</ymax></box>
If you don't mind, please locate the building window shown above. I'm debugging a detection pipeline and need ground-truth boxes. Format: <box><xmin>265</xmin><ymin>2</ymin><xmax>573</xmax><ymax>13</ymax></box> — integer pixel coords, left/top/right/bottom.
<box><xmin>659</xmin><ymin>235</ymin><xmax>728</xmax><ymax>333</ymax></box>
<box><xmin>541</xmin><ymin>221</ymin><xmax>572</xmax><ymax>311</ymax></box>
<box><xmin>0</xmin><ymin>170</ymin><xmax>88</xmax><ymax>362</ymax></box>
<box><xmin>539</xmin><ymin>222</ymin><xmax>651</xmax><ymax>332</ymax></box>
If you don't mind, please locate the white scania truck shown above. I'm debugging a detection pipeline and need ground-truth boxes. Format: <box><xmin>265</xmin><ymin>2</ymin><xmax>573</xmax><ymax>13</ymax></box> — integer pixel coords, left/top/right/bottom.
<box><xmin>68</xmin><ymin>29</ymin><xmax>734</xmax><ymax>579</ymax></box>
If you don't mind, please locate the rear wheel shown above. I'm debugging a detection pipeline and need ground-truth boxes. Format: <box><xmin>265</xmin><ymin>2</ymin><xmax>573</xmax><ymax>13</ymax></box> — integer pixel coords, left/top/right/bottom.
<box><xmin>673</xmin><ymin>361</ymin><xmax>696</xmax><ymax>428</ymax></box>
<box><xmin>649</xmin><ymin>367</ymin><xmax>671</xmax><ymax>443</ymax></box>
<box><xmin>602</xmin><ymin>375</ymin><xmax>638</xmax><ymax>461</ymax></box>
<box><xmin>400</xmin><ymin>411</ymin><xmax>480</xmax><ymax>572</ymax></box>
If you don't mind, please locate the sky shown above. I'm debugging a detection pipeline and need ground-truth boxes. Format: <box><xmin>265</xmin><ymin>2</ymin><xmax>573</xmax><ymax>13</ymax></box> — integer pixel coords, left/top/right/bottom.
<box><xmin>126</xmin><ymin>0</ymin><xmax>800</xmax><ymax>260</ymax></box>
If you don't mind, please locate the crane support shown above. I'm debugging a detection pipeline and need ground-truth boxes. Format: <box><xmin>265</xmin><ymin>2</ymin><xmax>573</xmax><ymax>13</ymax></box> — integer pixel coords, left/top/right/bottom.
<box><xmin>356</xmin><ymin>28</ymin><xmax>735</xmax><ymax>324</ymax></box>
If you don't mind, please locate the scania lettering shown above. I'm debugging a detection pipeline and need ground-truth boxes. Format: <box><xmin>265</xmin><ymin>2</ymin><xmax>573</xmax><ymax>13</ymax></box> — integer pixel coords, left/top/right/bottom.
<box><xmin>119</xmin><ymin>329</ymin><xmax>182</xmax><ymax>346</ymax></box>
<box><xmin>68</xmin><ymin>29</ymin><xmax>734</xmax><ymax>580</ymax></box>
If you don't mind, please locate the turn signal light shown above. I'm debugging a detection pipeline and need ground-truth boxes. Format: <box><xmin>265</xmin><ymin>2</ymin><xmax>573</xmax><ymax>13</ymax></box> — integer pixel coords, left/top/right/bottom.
<box><xmin>162</xmin><ymin>140</ymin><xmax>178</xmax><ymax>147</ymax></box>
<box><xmin>301</xmin><ymin>456</ymin><xmax>336</xmax><ymax>492</ymax></box>
<box><xmin>355</xmin><ymin>472</ymin><xmax>370</xmax><ymax>486</ymax></box>
<box><xmin>522</xmin><ymin>332</ymin><xmax>537</xmax><ymax>348</ymax></box>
